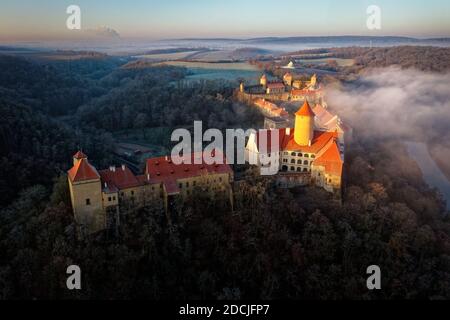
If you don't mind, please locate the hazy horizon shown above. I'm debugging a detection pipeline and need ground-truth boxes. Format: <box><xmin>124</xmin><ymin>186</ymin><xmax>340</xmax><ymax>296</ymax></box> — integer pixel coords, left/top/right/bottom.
<box><xmin>1</xmin><ymin>0</ymin><xmax>450</xmax><ymax>42</ymax></box>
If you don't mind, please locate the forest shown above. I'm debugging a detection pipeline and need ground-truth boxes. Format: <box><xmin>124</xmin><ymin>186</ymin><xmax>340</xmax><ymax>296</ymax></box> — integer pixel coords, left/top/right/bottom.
<box><xmin>0</xmin><ymin>49</ymin><xmax>449</xmax><ymax>299</ymax></box>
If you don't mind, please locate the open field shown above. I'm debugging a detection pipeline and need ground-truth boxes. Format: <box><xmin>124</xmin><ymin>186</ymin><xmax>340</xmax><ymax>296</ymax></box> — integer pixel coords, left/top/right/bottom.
<box><xmin>160</xmin><ymin>60</ymin><xmax>261</xmax><ymax>71</ymax></box>
<box><xmin>297</xmin><ymin>57</ymin><xmax>355</xmax><ymax>66</ymax></box>
<box><xmin>134</xmin><ymin>50</ymin><xmax>200</xmax><ymax>60</ymax></box>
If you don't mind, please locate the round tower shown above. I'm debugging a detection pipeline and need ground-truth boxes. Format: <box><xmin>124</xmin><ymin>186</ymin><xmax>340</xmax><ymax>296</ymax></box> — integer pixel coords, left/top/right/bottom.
<box><xmin>294</xmin><ymin>99</ymin><xmax>315</xmax><ymax>146</ymax></box>
<box><xmin>310</xmin><ymin>74</ymin><xmax>317</xmax><ymax>87</ymax></box>
<box><xmin>260</xmin><ymin>74</ymin><xmax>267</xmax><ymax>88</ymax></box>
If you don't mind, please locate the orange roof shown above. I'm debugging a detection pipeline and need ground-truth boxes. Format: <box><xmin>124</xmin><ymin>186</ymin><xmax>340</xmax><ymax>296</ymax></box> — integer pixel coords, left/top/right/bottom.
<box><xmin>73</xmin><ymin>150</ymin><xmax>87</xmax><ymax>159</ymax></box>
<box><xmin>295</xmin><ymin>100</ymin><xmax>315</xmax><ymax>117</ymax></box>
<box><xmin>313</xmin><ymin>140</ymin><xmax>343</xmax><ymax>176</ymax></box>
<box><xmin>68</xmin><ymin>158</ymin><xmax>100</xmax><ymax>182</ymax></box>
<box><xmin>255</xmin><ymin>129</ymin><xmax>338</xmax><ymax>154</ymax></box>
<box><xmin>283</xmin><ymin>130</ymin><xmax>338</xmax><ymax>153</ymax></box>
<box><xmin>291</xmin><ymin>89</ymin><xmax>320</xmax><ymax>96</ymax></box>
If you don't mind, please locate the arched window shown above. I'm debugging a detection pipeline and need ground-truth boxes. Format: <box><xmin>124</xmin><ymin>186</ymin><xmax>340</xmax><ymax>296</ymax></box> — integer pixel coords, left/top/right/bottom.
<box><xmin>291</xmin><ymin>152</ymin><xmax>296</xmax><ymax>157</ymax></box>
<box><xmin>303</xmin><ymin>168</ymin><xmax>308</xmax><ymax>172</ymax></box>
<box><xmin>290</xmin><ymin>166</ymin><xmax>295</xmax><ymax>171</ymax></box>
<box><xmin>311</xmin><ymin>155</ymin><xmax>316</xmax><ymax>159</ymax></box>
<box><xmin>298</xmin><ymin>153</ymin><xmax>303</xmax><ymax>157</ymax></box>
<box><xmin>304</xmin><ymin>154</ymin><xmax>309</xmax><ymax>158</ymax></box>
<box><xmin>291</xmin><ymin>159</ymin><xmax>295</xmax><ymax>164</ymax></box>
<box><xmin>297</xmin><ymin>167</ymin><xmax>301</xmax><ymax>172</ymax></box>
<box><xmin>282</xmin><ymin>165</ymin><xmax>288</xmax><ymax>172</ymax></box>
<box><xmin>303</xmin><ymin>160</ymin><xmax>308</xmax><ymax>165</ymax></box>
<box><xmin>297</xmin><ymin>160</ymin><xmax>302</xmax><ymax>164</ymax></box>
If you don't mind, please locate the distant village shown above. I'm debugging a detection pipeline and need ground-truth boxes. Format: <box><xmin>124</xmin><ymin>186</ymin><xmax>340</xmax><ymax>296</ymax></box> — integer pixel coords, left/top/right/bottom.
<box><xmin>67</xmin><ymin>71</ymin><xmax>351</xmax><ymax>236</ymax></box>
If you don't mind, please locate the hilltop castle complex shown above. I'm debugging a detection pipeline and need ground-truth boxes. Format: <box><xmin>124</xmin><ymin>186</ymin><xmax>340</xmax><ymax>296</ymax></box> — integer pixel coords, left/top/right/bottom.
<box><xmin>68</xmin><ymin>73</ymin><xmax>349</xmax><ymax>236</ymax></box>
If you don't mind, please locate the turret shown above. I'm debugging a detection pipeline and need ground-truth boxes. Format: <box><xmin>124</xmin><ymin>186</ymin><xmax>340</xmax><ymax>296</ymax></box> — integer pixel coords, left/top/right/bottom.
<box><xmin>283</xmin><ymin>72</ymin><xmax>293</xmax><ymax>86</ymax></box>
<box><xmin>73</xmin><ymin>150</ymin><xmax>87</xmax><ymax>166</ymax></box>
<box><xmin>310</xmin><ymin>74</ymin><xmax>317</xmax><ymax>87</ymax></box>
<box><xmin>294</xmin><ymin>99</ymin><xmax>315</xmax><ymax>146</ymax></box>
<box><xmin>260</xmin><ymin>74</ymin><xmax>267</xmax><ymax>88</ymax></box>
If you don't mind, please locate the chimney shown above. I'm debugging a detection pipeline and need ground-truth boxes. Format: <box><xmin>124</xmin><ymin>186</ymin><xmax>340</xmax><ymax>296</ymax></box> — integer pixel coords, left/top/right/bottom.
<box><xmin>109</xmin><ymin>166</ymin><xmax>115</xmax><ymax>172</ymax></box>
<box><xmin>309</xmin><ymin>140</ymin><xmax>312</xmax><ymax>147</ymax></box>
<box><xmin>122</xmin><ymin>164</ymin><xmax>126</xmax><ymax>171</ymax></box>
<box><xmin>286</xmin><ymin>128</ymin><xmax>291</xmax><ymax>135</ymax></box>
<box><xmin>104</xmin><ymin>182</ymin><xmax>107</xmax><ymax>188</ymax></box>
<box><xmin>147</xmin><ymin>173</ymin><xmax>150</xmax><ymax>181</ymax></box>
<box><xmin>165</xmin><ymin>156</ymin><xmax>168</xmax><ymax>161</ymax></box>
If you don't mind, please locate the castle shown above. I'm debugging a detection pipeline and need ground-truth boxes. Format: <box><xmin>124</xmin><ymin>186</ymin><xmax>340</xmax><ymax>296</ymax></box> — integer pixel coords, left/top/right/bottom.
<box><xmin>68</xmin><ymin>151</ymin><xmax>233</xmax><ymax>235</ymax></box>
<box><xmin>245</xmin><ymin>99</ymin><xmax>347</xmax><ymax>194</ymax></box>
<box><xmin>238</xmin><ymin>73</ymin><xmax>321</xmax><ymax>103</ymax></box>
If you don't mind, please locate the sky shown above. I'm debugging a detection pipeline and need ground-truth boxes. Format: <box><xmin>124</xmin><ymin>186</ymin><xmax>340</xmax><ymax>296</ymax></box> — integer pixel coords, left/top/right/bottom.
<box><xmin>1</xmin><ymin>0</ymin><xmax>449</xmax><ymax>41</ymax></box>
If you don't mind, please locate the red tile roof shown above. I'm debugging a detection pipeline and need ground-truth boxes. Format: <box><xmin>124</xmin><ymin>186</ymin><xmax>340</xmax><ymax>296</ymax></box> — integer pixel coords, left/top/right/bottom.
<box><xmin>295</xmin><ymin>100</ymin><xmax>315</xmax><ymax>117</ymax></box>
<box><xmin>291</xmin><ymin>89</ymin><xmax>320</xmax><ymax>96</ymax></box>
<box><xmin>254</xmin><ymin>98</ymin><xmax>289</xmax><ymax>118</ymax></box>
<box><xmin>255</xmin><ymin>128</ymin><xmax>338</xmax><ymax>154</ymax></box>
<box><xmin>313</xmin><ymin>140</ymin><xmax>343</xmax><ymax>176</ymax></box>
<box><xmin>146</xmin><ymin>152</ymin><xmax>233</xmax><ymax>195</ymax></box>
<box><xmin>68</xmin><ymin>158</ymin><xmax>100</xmax><ymax>183</ymax></box>
<box><xmin>99</xmin><ymin>166</ymin><xmax>142</xmax><ymax>190</ymax></box>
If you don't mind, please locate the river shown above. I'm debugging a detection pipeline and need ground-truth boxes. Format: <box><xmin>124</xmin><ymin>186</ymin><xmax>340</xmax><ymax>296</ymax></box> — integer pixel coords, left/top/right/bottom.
<box><xmin>405</xmin><ymin>142</ymin><xmax>450</xmax><ymax>211</ymax></box>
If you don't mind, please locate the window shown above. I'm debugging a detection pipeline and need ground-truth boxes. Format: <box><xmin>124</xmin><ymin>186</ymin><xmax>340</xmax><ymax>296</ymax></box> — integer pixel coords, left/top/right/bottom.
<box><xmin>121</xmin><ymin>192</ymin><xmax>124</xmax><ymax>197</ymax></box>
<box><xmin>297</xmin><ymin>167</ymin><xmax>301</xmax><ymax>172</ymax></box>
<box><xmin>113</xmin><ymin>196</ymin><xmax>116</xmax><ymax>201</ymax></box>
<box><xmin>297</xmin><ymin>160</ymin><xmax>302</xmax><ymax>164</ymax></box>
<box><xmin>304</xmin><ymin>160</ymin><xmax>308</xmax><ymax>165</ymax></box>
<box><xmin>186</xmin><ymin>182</ymin><xmax>189</xmax><ymax>188</ymax></box>
<box><xmin>179</xmin><ymin>183</ymin><xmax>182</xmax><ymax>189</ymax></box>
<box><xmin>108</xmin><ymin>197</ymin><xmax>112</xmax><ymax>202</ymax></box>
<box><xmin>298</xmin><ymin>153</ymin><xmax>303</xmax><ymax>157</ymax></box>
<box><xmin>311</xmin><ymin>155</ymin><xmax>316</xmax><ymax>159</ymax></box>
<box><xmin>303</xmin><ymin>168</ymin><xmax>308</xmax><ymax>172</ymax></box>
<box><xmin>131</xmin><ymin>191</ymin><xmax>134</xmax><ymax>196</ymax></box>
<box><xmin>290</xmin><ymin>166</ymin><xmax>295</xmax><ymax>171</ymax></box>
<box><xmin>291</xmin><ymin>152</ymin><xmax>296</xmax><ymax>156</ymax></box>
<box><xmin>304</xmin><ymin>154</ymin><xmax>309</xmax><ymax>158</ymax></box>
<box><xmin>86</xmin><ymin>199</ymin><xmax>91</xmax><ymax>205</ymax></box>
<box><xmin>283</xmin><ymin>159</ymin><xmax>287</xmax><ymax>163</ymax></box>
<box><xmin>219</xmin><ymin>177</ymin><xmax>222</xmax><ymax>182</ymax></box>
<box><xmin>291</xmin><ymin>159</ymin><xmax>295</xmax><ymax>164</ymax></box>
<box><xmin>193</xmin><ymin>181</ymin><xmax>197</xmax><ymax>186</ymax></box>
<box><xmin>282</xmin><ymin>165</ymin><xmax>288</xmax><ymax>171</ymax></box>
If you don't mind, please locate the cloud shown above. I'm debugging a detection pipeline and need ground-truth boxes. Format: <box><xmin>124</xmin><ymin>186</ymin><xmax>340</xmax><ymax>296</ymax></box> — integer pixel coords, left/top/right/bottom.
<box><xmin>84</xmin><ymin>26</ymin><xmax>121</xmax><ymax>39</ymax></box>
<box><xmin>325</xmin><ymin>67</ymin><xmax>450</xmax><ymax>142</ymax></box>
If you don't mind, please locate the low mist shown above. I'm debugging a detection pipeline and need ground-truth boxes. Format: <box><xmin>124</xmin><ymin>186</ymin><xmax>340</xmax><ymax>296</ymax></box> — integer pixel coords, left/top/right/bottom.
<box><xmin>326</xmin><ymin>67</ymin><xmax>450</xmax><ymax>143</ymax></box>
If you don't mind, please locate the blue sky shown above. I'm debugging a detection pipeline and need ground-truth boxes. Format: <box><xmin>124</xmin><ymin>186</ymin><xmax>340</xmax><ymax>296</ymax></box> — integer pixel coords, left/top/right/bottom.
<box><xmin>1</xmin><ymin>0</ymin><xmax>449</xmax><ymax>40</ymax></box>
